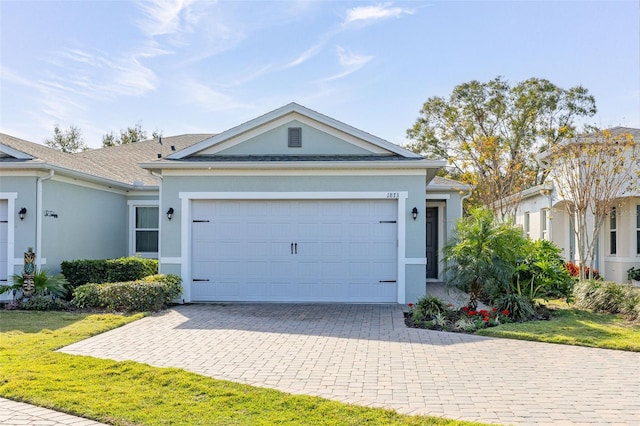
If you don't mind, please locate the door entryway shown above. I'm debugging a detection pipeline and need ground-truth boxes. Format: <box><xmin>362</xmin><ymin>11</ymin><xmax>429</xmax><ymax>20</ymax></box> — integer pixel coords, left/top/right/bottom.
<box><xmin>426</xmin><ymin>206</ymin><xmax>438</xmax><ymax>279</ymax></box>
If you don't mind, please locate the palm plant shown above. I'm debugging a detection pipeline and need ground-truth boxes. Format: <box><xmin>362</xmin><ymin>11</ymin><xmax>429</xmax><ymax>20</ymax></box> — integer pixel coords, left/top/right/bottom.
<box><xmin>443</xmin><ymin>207</ymin><xmax>527</xmax><ymax>310</ymax></box>
<box><xmin>0</xmin><ymin>270</ymin><xmax>68</xmax><ymax>299</ymax></box>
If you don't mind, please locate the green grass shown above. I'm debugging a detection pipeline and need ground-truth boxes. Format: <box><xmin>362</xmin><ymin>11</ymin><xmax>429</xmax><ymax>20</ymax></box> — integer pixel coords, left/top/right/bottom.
<box><xmin>0</xmin><ymin>311</ymin><xmax>483</xmax><ymax>426</ymax></box>
<box><xmin>477</xmin><ymin>302</ymin><xmax>640</xmax><ymax>351</ymax></box>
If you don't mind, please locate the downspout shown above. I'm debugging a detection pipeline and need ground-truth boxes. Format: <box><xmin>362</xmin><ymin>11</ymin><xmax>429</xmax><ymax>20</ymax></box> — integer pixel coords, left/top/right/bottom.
<box><xmin>36</xmin><ymin>169</ymin><xmax>54</xmax><ymax>268</ymax></box>
<box><xmin>149</xmin><ymin>170</ymin><xmax>163</xmax><ymax>263</ymax></box>
<box><xmin>460</xmin><ymin>189</ymin><xmax>472</xmax><ymax>215</ymax></box>
<box><xmin>547</xmin><ymin>188</ymin><xmax>553</xmax><ymax>241</ymax></box>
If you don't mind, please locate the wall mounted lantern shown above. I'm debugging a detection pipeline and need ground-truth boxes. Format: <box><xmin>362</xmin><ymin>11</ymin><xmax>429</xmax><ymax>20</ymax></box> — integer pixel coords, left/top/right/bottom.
<box><xmin>166</xmin><ymin>207</ymin><xmax>174</xmax><ymax>220</ymax></box>
<box><xmin>18</xmin><ymin>207</ymin><xmax>27</xmax><ymax>221</ymax></box>
<box><xmin>411</xmin><ymin>207</ymin><xmax>419</xmax><ymax>221</ymax></box>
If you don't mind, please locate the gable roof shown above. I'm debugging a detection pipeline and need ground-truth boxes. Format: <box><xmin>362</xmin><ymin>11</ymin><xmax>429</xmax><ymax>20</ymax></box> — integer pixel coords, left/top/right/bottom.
<box><xmin>0</xmin><ymin>133</ymin><xmax>212</xmax><ymax>188</ymax></box>
<box><xmin>427</xmin><ymin>176</ymin><xmax>473</xmax><ymax>191</ymax></box>
<box><xmin>537</xmin><ymin>126</ymin><xmax>640</xmax><ymax>162</ymax></box>
<box><xmin>167</xmin><ymin>103</ymin><xmax>423</xmax><ymax>160</ymax></box>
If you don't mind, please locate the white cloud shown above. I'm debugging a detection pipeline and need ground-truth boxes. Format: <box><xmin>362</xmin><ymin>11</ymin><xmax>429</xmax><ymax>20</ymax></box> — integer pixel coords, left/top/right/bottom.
<box><xmin>322</xmin><ymin>46</ymin><xmax>373</xmax><ymax>82</ymax></box>
<box><xmin>344</xmin><ymin>3</ymin><xmax>413</xmax><ymax>26</ymax></box>
<box><xmin>184</xmin><ymin>80</ymin><xmax>247</xmax><ymax>112</ymax></box>
<box><xmin>135</xmin><ymin>0</ymin><xmax>201</xmax><ymax>37</ymax></box>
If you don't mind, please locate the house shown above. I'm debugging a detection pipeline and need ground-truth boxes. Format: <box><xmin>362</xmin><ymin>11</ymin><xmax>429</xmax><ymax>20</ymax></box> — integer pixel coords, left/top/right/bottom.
<box><xmin>510</xmin><ymin>127</ymin><xmax>640</xmax><ymax>283</ymax></box>
<box><xmin>1</xmin><ymin>103</ymin><xmax>468</xmax><ymax>303</ymax></box>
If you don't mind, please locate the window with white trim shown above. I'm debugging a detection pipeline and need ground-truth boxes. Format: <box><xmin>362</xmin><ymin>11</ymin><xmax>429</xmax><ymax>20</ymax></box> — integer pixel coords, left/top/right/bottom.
<box><xmin>134</xmin><ymin>206</ymin><xmax>159</xmax><ymax>257</ymax></box>
<box><xmin>524</xmin><ymin>212</ymin><xmax>530</xmax><ymax>238</ymax></box>
<box><xmin>610</xmin><ymin>207</ymin><xmax>617</xmax><ymax>255</ymax></box>
<box><xmin>541</xmin><ymin>208</ymin><xmax>548</xmax><ymax>240</ymax></box>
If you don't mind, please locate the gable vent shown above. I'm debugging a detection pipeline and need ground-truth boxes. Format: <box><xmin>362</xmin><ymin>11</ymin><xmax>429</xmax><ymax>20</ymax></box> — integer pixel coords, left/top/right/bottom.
<box><xmin>288</xmin><ymin>127</ymin><xmax>302</xmax><ymax>148</ymax></box>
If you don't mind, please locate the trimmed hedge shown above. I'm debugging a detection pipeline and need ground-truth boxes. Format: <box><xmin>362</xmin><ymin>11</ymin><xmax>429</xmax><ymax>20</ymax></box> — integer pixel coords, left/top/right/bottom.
<box><xmin>61</xmin><ymin>257</ymin><xmax>158</xmax><ymax>292</ymax></box>
<box><xmin>72</xmin><ymin>274</ymin><xmax>182</xmax><ymax>312</ymax></box>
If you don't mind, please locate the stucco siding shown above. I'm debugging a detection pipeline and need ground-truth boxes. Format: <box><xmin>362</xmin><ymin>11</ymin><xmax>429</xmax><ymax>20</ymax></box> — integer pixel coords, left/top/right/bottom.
<box><xmin>41</xmin><ymin>179</ymin><xmax>127</xmax><ymax>273</ymax></box>
<box><xmin>204</xmin><ymin>120</ymin><xmax>374</xmax><ymax>156</ymax></box>
<box><xmin>160</xmin><ymin>172</ymin><xmax>427</xmax><ymax>303</ymax></box>
<box><xmin>0</xmin><ymin>176</ymin><xmax>37</xmax><ymax>277</ymax></box>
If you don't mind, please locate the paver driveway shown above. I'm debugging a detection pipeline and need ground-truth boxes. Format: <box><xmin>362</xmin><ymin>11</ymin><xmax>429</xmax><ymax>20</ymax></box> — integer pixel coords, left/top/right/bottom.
<box><xmin>61</xmin><ymin>304</ymin><xmax>640</xmax><ymax>425</ymax></box>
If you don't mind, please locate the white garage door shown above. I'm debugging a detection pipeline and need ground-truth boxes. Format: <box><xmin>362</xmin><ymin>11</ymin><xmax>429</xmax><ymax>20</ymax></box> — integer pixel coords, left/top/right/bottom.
<box><xmin>191</xmin><ymin>199</ymin><xmax>397</xmax><ymax>302</ymax></box>
<box><xmin>0</xmin><ymin>200</ymin><xmax>8</xmax><ymax>296</ymax></box>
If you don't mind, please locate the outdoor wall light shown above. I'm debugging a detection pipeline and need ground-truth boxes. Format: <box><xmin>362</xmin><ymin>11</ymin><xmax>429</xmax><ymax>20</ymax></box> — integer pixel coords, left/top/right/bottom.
<box><xmin>411</xmin><ymin>207</ymin><xmax>419</xmax><ymax>220</ymax></box>
<box><xmin>18</xmin><ymin>207</ymin><xmax>27</xmax><ymax>221</ymax></box>
<box><xmin>166</xmin><ymin>207</ymin><xmax>174</xmax><ymax>220</ymax></box>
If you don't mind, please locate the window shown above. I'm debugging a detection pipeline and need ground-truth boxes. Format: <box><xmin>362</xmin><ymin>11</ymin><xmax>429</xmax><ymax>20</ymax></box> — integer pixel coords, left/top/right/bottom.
<box><xmin>636</xmin><ymin>206</ymin><xmax>640</xmax><ymax>255</ymax></box>
<box><xmin>134</xmin><ymin>206</ymin><xmax>159</xmax><ymax>256</ymax></box>
<box><xmin>541</xmin><ymin>208</ymin><xmax>548</xmax><ymax>240</ymax></box>
<box><xmin>610</xmin><ymin>207</ymin><xmax>617</xmax><ymax>255</ymax></box>
<box><xmin>288</xmin><ymin>127</ymin><xmax>302</xmax><ymax>147</ymax></box>
<box><xmin>524</xmin><ymin>212</ymin><xmax>530</xmax><ymax>237</ymax></box>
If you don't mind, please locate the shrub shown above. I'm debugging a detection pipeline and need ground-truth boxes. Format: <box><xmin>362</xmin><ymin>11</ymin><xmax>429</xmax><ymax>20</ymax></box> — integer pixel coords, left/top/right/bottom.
<box><xmin>565</xmin><ymin>261</ymin><xmax>601</xmax><ymax>280</ymax></box>
<box><xmin>495</xmin><ymin>294</ymin><xmax>536</xmax><ymax>322</ymax></box>
<box><xmin>21</xmin><ymin>295</ymin><xmax>68</xmax><ymax>311</ymax></box>
<box><xmin>443</xmin><ymin>207</ymin><xmax>528</xmax><ymax>310</ymax></box>
<box><xmin>71</xmin><ymin>274</ymin><xmax>182</xmax><ymax>312</ymax></box>
<box><xmin>574</xmin><ymin>280</ymin><xmax>638</xmax><ymax>316</ymax></box>
<box><xmin>627</xmin><ymin>267</ymin><xmax>640</xmax><ymax>281</ymax></box>
<box><xmin>411</xmin><ymin>296</ymin><xmax>449</xmax><ymax>322</ymax></box>
<box><xmin>61</xmin><ymin>257</ymin><xmax>158</xmax><ymax>295</ymax></box>
<box><xmin>512</xmin><ymin>240</ymin><xmax>574</xmax><ymax>302</ymax></box>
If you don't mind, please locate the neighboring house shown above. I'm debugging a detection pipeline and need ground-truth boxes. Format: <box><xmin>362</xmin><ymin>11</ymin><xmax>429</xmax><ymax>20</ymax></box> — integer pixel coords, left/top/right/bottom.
<box><xmin>0</xmin><ymin>103</ymin><xmax>467</xmax><ymax>303</ymax></box>
<box><xmin>510</xmin><ymin>127</ymin><xmax>640</xmax><ymax>283</ymax></box>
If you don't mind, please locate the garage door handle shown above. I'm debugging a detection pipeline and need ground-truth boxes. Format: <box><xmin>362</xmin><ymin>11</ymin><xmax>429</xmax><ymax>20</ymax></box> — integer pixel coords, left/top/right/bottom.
<box><xmin>193</xmin><ymin>278</ymin><xmax>210</xmax><ymax>282</ymax></box>
<box><xmin>291</xmin><ymin>243</ymin><xmax>294</xmax><ymax>254</ymax></box>
<box><xmin>294</xmin><ymin>243</ymin><xmax>297</xmax><ymax>254</ymax></box>
<box><xmin>379</xmin><ymin>280</ymin><xmax>397</xmax><ymax>283</ymax></box>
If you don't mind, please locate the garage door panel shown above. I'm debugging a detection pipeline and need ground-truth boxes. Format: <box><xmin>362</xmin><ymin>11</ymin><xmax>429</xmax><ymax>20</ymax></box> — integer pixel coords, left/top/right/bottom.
<box><xmin>191</xmin><ymin>199</ymin><xmax>397</xmax><ymax>302</ymax></box>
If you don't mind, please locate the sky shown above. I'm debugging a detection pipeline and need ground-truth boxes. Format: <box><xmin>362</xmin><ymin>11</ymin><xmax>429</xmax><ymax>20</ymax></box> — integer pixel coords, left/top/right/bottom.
<box><xmin>1</xmin><ymin>0</ymin><xmax>638</xmax><ymax>149</ymax></box>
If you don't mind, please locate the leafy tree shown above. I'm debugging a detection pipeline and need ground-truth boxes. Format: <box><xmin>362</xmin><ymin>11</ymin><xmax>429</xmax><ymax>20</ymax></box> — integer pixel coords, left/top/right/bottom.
<box><xmin>102</xmin><ymin>122</ymin><xmax>148</xmax><ymax>147</ymax></box>
<box><xmin>443</xmin><ymin>206</ymin><xmax>528</xmax><ymax>310</ymax></box>
<box><xmin>44</xmin><ymin>124</ymin><xmax>88</xmax><ymax>153</ymax></box>
<box><xmin>407</xmin><ymin>77</ymin><xmax>596</xmax><ymax>217</ymax></box>
<box><xmin>541</xmin><ymin>128</ymin><xmax>640</xmax><ymax>279</ymax></box>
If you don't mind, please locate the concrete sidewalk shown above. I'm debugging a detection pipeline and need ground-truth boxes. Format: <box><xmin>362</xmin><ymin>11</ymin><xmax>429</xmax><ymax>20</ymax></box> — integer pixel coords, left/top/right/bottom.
<box><xmin>58</xmin><ymin>303</ymin><xmax>640</xmax><ymax>425</ymax></box>
<box><xmin>0</xmin><ymin>397</ymin><xmax>107</xmax><ymax>426</ymax></box>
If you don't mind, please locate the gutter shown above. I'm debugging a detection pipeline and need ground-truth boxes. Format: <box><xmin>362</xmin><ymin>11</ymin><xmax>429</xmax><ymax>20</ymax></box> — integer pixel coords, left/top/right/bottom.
<box><xmin>36</xmin><ymin>170</ymin><xmax>54</xmax><ymax>268</ymax></box>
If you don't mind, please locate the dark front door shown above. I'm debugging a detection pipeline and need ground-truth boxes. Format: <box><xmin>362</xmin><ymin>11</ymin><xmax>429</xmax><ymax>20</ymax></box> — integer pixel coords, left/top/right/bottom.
<box><xmin>426</xmin><ymin>207</ymin><xmax>438</xmax><ymax>279</ymax></box>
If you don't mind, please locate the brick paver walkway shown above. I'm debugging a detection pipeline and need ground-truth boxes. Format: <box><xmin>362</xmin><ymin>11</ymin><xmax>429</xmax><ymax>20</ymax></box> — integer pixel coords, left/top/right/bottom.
<box><xmin>59</xmin><ymin>304</ymin><xmax>640</xmax><ymax>425</ymax></box>
<box><xmin>0</xmin><ymin>397</ymin><xmax>107</xmax><ymax>426</ymax></box>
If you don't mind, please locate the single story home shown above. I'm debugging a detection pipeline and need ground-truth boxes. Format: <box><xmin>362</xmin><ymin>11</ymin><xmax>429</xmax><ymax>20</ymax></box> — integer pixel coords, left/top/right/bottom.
<box><xmin>510</xmin><ymin>127</ymin><xmax>640</xmax><ymax>283</ymax></box>
<box><xmin>1</xmin><ymin>103</ymin><xmax>469</xmax><ymax>303</ymax></box>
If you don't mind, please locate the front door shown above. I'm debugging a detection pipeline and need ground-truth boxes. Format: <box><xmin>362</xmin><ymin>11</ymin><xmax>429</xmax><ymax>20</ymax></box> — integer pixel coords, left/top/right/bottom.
<box><xmin>426</xmin><ymin>207</ymin><xmax>438</xmax><ymax>279</ymax></box>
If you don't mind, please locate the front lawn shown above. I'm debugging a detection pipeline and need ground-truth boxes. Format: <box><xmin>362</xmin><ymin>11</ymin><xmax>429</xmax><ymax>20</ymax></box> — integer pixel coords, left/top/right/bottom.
<box><xmin>476</xmin><ymin>301</ymin><xmax>640</xmax><ymax>351</ymax></box>
<box><xmin>0</xmin><ymin>311</ymin><xmax>483</xmax><ymax>426</ymax></box>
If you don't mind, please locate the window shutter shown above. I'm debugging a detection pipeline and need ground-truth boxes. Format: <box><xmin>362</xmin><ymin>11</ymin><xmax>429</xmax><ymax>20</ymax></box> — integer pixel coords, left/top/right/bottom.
<box><xmin>288</xmin><ymin>127</ymin><xmax>302</xmax><ymax>147</ymax></box>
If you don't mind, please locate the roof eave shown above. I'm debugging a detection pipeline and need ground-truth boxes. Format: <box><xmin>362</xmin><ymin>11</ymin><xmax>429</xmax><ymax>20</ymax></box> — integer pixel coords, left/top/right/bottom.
<box><xmin>0</xmin><ymin>161</ymin><xmax>157</xmax><ymax>191</ymax></box>
<box><xmin>140</xmin><ymin>159</ymin><xmax>446</xmax><ymax>172</ymax></box>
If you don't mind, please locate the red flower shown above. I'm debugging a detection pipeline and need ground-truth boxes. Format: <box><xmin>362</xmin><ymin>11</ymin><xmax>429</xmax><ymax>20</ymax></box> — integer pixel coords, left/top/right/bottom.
<box><xmin>462</xmin><ymin>306</ymin><xmax>469</xmax><ymax>311</ymax></box>
<box><xmin>468</xmin><ymin>310</ymin><xmax>477</xmax><ymax>316</ymax></box>
<box><xmin>492</xmin><ymin>307</ymin><xmax>498</xmax><ymax>312</ymax></box>
<box><xmin>479</xmin><ymin>309</ymin><xmax>488</xmax><ymax>316</ymax></box>
<box><xmin>408</xmin><ymin>303</ymin><xmax>414</xmax><ymax>308</ymax></box>
<box><xmin>502</xmin><ymin>309</ymin><xmax>510</xmax><ymax>316</ymax></box>
<box><xmin>483</xmin><ymin>316</ymin><xmax>489</xmax><ymax>322</ymax></box>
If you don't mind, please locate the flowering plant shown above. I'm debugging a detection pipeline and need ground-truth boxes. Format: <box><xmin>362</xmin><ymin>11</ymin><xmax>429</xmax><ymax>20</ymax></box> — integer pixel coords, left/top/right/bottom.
<box><xmin>406</xmin><ymin>299</ymin><xmax>512</xmax><ymax>333</ymax></box>
<box><xmin>460</xmin><ymin>306</ymin><xmax>510</xmax><ymax>327</ymax></box>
